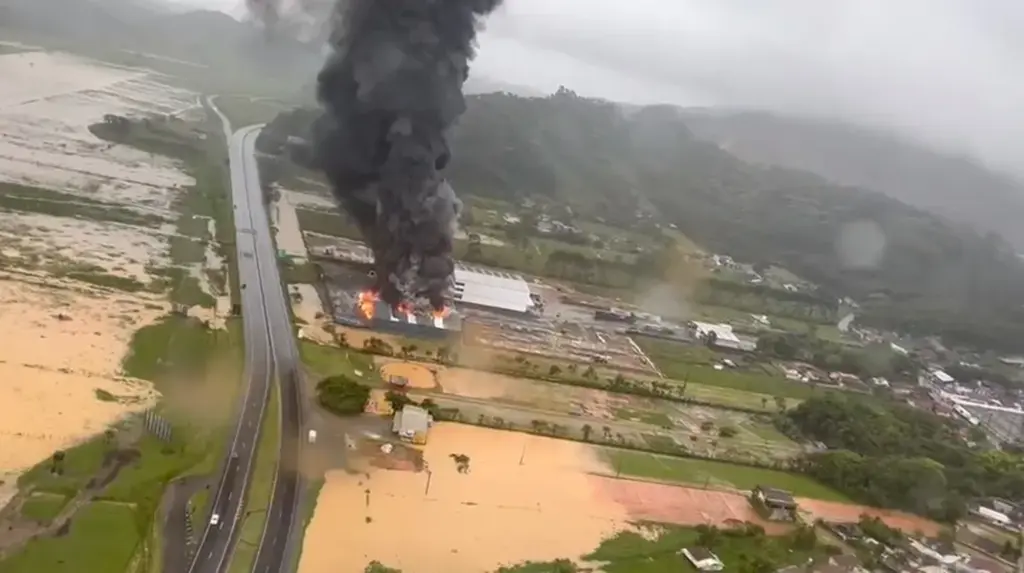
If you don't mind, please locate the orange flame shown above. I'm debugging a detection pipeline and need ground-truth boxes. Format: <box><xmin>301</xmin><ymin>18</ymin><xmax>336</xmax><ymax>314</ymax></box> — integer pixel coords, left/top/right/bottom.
<box><xmin>432</xmin><ymin>306</ymin><xmax>451</xmax><ymax>319</ymax></box>
<box><xmin>357</xmin><ymin>290</ymin><xmax>378</xmax><ymax>320</ymax></box>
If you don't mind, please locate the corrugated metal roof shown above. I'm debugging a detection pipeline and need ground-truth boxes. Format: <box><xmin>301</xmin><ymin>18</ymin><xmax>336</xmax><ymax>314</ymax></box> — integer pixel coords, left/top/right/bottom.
<box><xmin>453</xmin><ymin>264</ymin><xmax>533</xmax><ymax>313</ymax></box>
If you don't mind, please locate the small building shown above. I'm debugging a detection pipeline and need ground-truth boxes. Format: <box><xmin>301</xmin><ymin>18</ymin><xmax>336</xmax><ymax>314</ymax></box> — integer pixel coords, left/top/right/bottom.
<box><xmin>679</xmin><ymin>548</ymin><xmax>724</xmax><ymax>572</ymax></box>
<box><xmin>392</xmin><ymin>405</ymin><xmax>432</xmax><ymax>445</ymax></box>
<box><xmin>750</xmin><ymin>485</ymin><xmax>798</xmax><ymax>521</ymax></box>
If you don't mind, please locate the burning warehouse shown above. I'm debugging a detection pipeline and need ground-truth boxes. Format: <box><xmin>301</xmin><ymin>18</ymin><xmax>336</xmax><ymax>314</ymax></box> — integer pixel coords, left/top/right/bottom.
<box><xmin>355</xmin><ymin>290</ymin><xmax>463</xmax><ymax>339</ymax></box>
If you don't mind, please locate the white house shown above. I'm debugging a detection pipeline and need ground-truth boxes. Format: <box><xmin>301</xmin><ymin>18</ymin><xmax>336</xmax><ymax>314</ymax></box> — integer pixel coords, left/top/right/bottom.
<box><xmin>680</xmin><ymin>548</ymin><xmax>724</xmax><ymax>572</ymax></box>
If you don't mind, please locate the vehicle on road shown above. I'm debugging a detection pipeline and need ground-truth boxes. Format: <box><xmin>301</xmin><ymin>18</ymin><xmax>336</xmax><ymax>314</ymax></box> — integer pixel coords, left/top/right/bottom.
<box><xmin>210</xmin><ymin>513</ymin><xmax>221</xmax><ymax>526</ymax></box>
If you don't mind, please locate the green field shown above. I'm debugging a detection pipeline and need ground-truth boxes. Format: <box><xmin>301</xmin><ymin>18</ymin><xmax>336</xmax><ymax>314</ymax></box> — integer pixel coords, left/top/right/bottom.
<box><xmin>17</xmin><ymin>494</ymin><xmax>67</xmax><ymax>525</ymax></box>
<box><xmin>602</xmin><ymin>449</ymin><xmax>848</xmax><ymax>502</ymax></box>
<box><xmin>579</xmin><ymin>525</ymin><xmax>824</xmax><ymax>573</ymax></box>
<box><xmin>680</xmin><ymin>381</ymin><xmax>801</xmax><ymax>410</ymax></box>
<box><xmin>300</xmin><ymin>340</ymin><xmax>380</xmax><ymax>383</ymax></box>
<box><xmin>0</xmin><ymin>502</ymin><xmax>140</xmax><ymax>573</ymax></box>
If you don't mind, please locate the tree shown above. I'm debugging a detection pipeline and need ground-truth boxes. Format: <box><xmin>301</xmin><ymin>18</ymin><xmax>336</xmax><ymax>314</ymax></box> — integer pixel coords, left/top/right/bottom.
<box><xmin>336</xmin><ymin>332</ymin><xmax>348</xmax><ymax>348</ymax></box>
<box><xmin>317</xmin><ymin>376</ymin><xmax>371</xmax><ymax>416</ymax></box>
<box><xmin>548</xmin><ymin>364</ymin><xmax>562</xmax><ymax>377</ymax></box>
<box><xmin>384</xmin><ymin>390</ymin><xmax>413</xmax><ymax>412</ymax></box>
<box><xmin>364</xmin><ymin>562</ymin><xmax>401</xmax><ymax>573</ymax></box>
<box><xmin>582</xmin><ymin>424</ymin><xmax>593</xmax><ymax>441</ymax></box>
<box><xmin>719</xmin><ymin>426</ymin><xmax>738</xmax><ymax>438</ymax></box>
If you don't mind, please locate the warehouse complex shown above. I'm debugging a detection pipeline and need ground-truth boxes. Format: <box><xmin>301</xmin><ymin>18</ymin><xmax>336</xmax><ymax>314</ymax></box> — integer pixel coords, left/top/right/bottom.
<box><xmin>452</xmin><ymin>263</ymin><xmax>536</xmax><ymax>315</ymax></box>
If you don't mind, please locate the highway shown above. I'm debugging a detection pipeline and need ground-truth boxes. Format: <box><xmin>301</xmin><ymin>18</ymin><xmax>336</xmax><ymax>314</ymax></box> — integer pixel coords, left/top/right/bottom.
<box><xmin>187</xmin><ymin>115</ymin><xmax>275</xmax><ymax>572</ymax></box>
<box><xmin>236</xmin><ymin>121</ymin><xmax>305</xmax><ymax>573</ymax></box>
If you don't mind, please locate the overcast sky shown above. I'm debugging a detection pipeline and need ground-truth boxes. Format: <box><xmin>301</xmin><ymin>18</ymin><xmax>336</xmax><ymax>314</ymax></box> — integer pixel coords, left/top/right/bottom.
<box><xmin>181</xmin><ymin>0</ymin><xmax>1024</xmax><ymax>173</ymax></box>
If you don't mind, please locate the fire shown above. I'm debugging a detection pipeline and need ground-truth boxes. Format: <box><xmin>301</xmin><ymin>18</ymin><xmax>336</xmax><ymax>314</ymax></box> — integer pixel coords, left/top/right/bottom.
<box><xmin>432</xmin><ymin>306</ymin><xmax>450</xmax><ymax>328</ymax></box>
<box><xmin>357</xmin><ymin>290</ymin><xmax>378</xmax><ymax>320</ymax></box>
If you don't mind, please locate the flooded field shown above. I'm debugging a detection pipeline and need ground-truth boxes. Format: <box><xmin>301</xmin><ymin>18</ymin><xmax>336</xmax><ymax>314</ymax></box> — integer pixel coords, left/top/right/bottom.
<box><xmin>0</xmin><ymin>48</ymin><xmax>200</xmax><ymax>509</ymax></box>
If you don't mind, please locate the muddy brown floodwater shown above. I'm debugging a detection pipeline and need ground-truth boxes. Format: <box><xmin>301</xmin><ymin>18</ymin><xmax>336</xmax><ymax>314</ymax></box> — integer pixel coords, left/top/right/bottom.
<box><xmin>298</xmin><ymin>423</ymin><xmax>631</xmax><ymax>573</ymax></box>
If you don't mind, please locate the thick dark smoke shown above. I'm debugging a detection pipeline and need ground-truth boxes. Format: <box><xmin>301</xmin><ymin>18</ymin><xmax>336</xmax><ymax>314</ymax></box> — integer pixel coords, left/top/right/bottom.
<box><xmin>313</xmin><ymin>0</ymin><xmax>504</xmax><ymax>311</ymax></box>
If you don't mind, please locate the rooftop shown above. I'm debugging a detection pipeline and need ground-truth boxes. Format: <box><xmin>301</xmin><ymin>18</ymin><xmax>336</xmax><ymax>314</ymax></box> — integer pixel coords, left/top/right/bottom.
<box><xmin>756</xmin><ymin>485</ymin><xmax>797</xmax><ymax>507</ymax></box>
<box><xmin>394</xmin><ymin>405</ymin><xmax>431</xmax><ymax>434</ymax></box>
<box><xmin>453</xmin><ymin>263</ymin><xmax>534</xmax><ymax>313</ymax></box>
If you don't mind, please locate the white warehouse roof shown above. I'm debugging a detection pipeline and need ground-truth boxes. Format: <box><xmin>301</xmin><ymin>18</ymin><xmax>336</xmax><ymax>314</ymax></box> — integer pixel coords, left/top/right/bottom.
<box><xmin>453</xmin><ymin>263</ymin><xmax>533</xmax><ymax>313</ymax></box>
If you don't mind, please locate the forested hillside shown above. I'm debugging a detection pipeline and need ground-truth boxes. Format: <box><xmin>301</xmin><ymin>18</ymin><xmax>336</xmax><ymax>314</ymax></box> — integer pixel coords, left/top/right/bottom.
<box><xmin>680</xmin><ymin>110</ymin><xmax>1024</xmax><ymax>249</ymax></box>
<box><xmin>260</xmin><ymin>89</ymin><xmax>1024</xmax><ymax>351</ymax></box>
<box><xmin>780</xmin><ymin>394</ymin><xmax>1024</xmax><ymax>522</ymax></box>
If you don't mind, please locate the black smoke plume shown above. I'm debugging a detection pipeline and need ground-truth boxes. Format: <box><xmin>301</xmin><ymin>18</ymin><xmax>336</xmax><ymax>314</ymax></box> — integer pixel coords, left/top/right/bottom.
<box><xmin>313</xmin><ymin>0</ymin><xmax>503</xmax><ymax>311</ymax></box>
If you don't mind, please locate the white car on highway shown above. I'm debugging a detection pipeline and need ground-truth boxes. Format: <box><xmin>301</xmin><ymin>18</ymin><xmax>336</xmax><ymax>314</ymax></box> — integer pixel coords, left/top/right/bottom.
<box><xmin>210</xmin><ymin>513</ymin><xmax>221</xmax><ymax>526</ymax></box>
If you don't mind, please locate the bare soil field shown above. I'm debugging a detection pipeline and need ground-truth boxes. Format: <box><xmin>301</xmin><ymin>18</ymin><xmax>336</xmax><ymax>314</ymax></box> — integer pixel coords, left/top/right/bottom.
<box><xmin>798</xmin><ymin>498</ymin><xmax>941</xmax><ymax>537</ymax></box>
<box><xmin>589</xmin><ymin>476</ymin><xmax>788</xmax><ymax>533</ymax></box>
<box><xmin>0</xmin><ymin>48</ymin><xmax>199</xmax><ymax>510</ymax></box>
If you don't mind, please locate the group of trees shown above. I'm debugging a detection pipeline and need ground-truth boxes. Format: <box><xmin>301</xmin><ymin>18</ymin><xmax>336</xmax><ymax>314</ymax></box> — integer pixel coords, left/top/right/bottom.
<box><xmin>756</xmin><ymin>332</ymin><xmax>917</xmax><ymax>380</ymax></box>
<box><xmin>697</xmin><ymin>277</ymin><xmax>837</xmax><ymax>324</ymax></box>
<box><xmin>780</xmin><ymin>394</ymin><xmax>1024</xmax><ymax>521</ymax></box>
<box><xmin>316</xmin><ymin>375</ymin><xmax>370</xmax><ymax>416</ymax></box>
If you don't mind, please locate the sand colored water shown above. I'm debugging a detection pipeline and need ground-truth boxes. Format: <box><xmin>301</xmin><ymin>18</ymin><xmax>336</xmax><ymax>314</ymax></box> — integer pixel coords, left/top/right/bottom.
<box><xmin>298</xmin><ymin>423</ymin><xmax>630</xmax><ymax>573</ymax></box>
<box><xmin>274</xmin><ymin>190</ymin><xmax>311</xmax><ymax>261</ymax></box>
<box><xmin>0</xmin><ymin>212</ymin><xmax>170</xmax><ymax>282</ymax></box>
<box><xmin>437</xmin><ymin>366</ymin><xmax>543</xmax><ymax>400</ymax></box>
<box><xmin>378</xmin><ymin>361</ymin><xmax>437</xmax><ymax>390</ymax></box>
<box><xmin>291</xmin><ymin>284</ymin><xmax>334</xmax><ymax>345</ymax></box>
<box><xmin>0</xmin><ymin>277</ymin><xmax>163</xmax><ymax>507</ymax></box>
<box><xmin>0</xmin><ymin>50</ymin><xmax>195</xmax><ymax>206</ymax></box>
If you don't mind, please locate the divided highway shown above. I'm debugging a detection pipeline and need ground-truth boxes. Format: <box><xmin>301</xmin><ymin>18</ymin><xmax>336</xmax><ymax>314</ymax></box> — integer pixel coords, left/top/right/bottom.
<box><xmin>188</xmin><ymin>119</ymin><xmax>274</xmax><ymax>571</ymax></box>
<box><xmin>187</xmin><ymin>97</ymin><xmax>304</xmax><ymax>573</ymax></box>
<box><xmin>236</xmin><ymin>124</ymin><xmax>305</xmax><ymax>573</ymax></box>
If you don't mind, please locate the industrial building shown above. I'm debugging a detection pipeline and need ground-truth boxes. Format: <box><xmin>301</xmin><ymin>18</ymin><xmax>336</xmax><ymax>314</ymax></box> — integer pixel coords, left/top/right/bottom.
<box><xmin>452</xmin><ymin>263</ymin><xmax>535</xmax><ymax>315</ymax></box>
<box><xmin>361</xmin><ymin>299</ymin><xmax>464</xmax><ymax>339</ymax></box>
<box><xmin>393</xmin><ymin>405</ymin><xmax>432</xmax><ymax>445</ymax></box>
<box><xmin>947</xmin><ymin>394</ymin><xmax>1024</xmax><ymax>445</ymax></box>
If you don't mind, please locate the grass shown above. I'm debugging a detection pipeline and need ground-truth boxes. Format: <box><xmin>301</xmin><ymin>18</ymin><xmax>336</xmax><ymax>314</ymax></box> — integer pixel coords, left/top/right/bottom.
<box><xmin>226</xmin><ymin>382</ymin><xmax>280</xmax><ymax>573</ymax></box>
<box><xmin>17</xmin><ymin>435</ymin><xmax>111</xmax><ymax>495</ymax></box>
<box><xmin>679</xmin><ymin>381</ymin><xmax>798</xmax><ymax>410</ymax></box>
<box><xmin>613</xmin><ymin>407</ymin><xmax>674</xmax><ymax>428</ymax></box>
<box><xmin>169</xmin><ymin>235</ymin><xmax>207</xmax><ymax>265</ymax></box>
<box><xmin>94</xmin><ymin>389</ymin><xmax>118</xmax><ymax>402</ymax></box>
<box><xmin>0</xmin><ymin>501</ymin><xmax>140</xmax><ymax>573</ymax></box>
<box><xmin>300</xmin><ymin>340</ymin><xmax>380</xmax><ymax>384</ymax></box>
<box><xmin>688</xmin><ymin>364</ymin><xmax>823</xmax><ymax>400</ymax></box>
<box><xmin>282</xmin><ymin>260</ymin><xmax>320</xmax><ymax>284</ymax></box>
<box><xmin>59</xmin><ymin>270</ymin><xmax>148</xmax><ymax>293</ymax></box>
<box><xmin>0</xmin><ymin>182</ymin><xmax>168</xmax><ymax>228</ymax></box>
<box><xmin>603</xmin><ymin>449</ymin><xmax>848</xmax><ymax>502</ymax></box>
<box><xmin>17</xmin><ymin>493</ymin><xmax>68</xmax><ymax>524</ymax></box>
<box><xmin>582</xmin><ymin>525</ymin><xmax>824</xmax><ymax>573</ymax></box>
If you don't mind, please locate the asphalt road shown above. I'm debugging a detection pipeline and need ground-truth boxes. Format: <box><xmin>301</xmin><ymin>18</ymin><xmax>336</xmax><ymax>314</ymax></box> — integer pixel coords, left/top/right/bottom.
<box><xmin>187</xmin><ymin>112</ymin><xmax>275</xmax><ymax>573</ymax></box>
<box><xmin>237</xmin><ymin>121</ymin><xmax>305</xmax><ymax>573</ymax></box>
